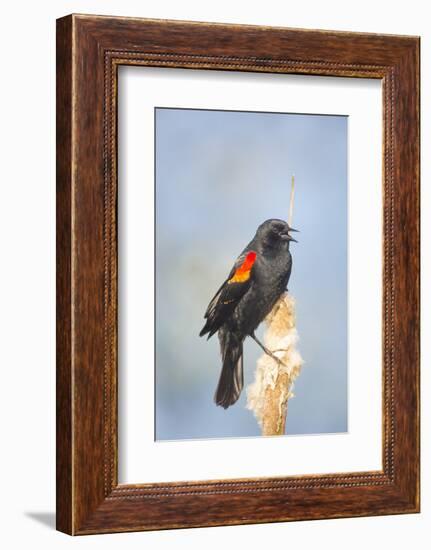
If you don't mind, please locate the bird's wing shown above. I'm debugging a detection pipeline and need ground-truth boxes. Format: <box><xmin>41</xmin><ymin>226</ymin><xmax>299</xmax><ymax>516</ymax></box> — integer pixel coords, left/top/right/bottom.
<box><xmin>200</xmin><ymin>250</ymin><xmax>257</xmax><ymax>338</ymax></box>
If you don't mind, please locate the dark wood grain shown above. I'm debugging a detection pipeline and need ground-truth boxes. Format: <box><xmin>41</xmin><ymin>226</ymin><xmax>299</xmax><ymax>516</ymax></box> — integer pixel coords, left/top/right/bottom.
<box><xmin>56</xmin><ymin>14</ymin><xmax>420</xmax><ymax>535</ymax></box>
<box><xmin>56</xmin><ymin>15</ymin><xmax>73</xmax><ymax>535</ymax></box>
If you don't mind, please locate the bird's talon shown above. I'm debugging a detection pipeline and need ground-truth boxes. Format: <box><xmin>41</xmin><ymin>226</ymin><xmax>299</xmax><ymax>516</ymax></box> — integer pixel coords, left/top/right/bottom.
<box><xmin>271</xmin><ymin>355</ymin><xmax>288</xmax><ymax>368</ymax></box>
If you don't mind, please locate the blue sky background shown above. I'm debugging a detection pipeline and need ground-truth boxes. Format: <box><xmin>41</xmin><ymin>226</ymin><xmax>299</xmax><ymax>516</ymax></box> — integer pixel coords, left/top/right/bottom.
<box><xmin>155</xmin><ymin>107</ymin><xmax>347</xmax><ymax>440</ymax></box>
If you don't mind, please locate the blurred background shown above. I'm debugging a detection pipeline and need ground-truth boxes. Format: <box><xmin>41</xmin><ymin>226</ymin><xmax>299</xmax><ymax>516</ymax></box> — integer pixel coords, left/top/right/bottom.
<box><xmin>155</xmin><ymin>107</ymin><xmax>347</xmax><ymax>440</ymax></box>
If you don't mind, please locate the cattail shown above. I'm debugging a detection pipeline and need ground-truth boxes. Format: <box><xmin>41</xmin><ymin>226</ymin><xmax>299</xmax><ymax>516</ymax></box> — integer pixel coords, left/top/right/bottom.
<box><xmin>246</xmin><ymin>175</ymin><xmax>303</xmax><ymax>435</ymax></box>
<box><xmin>246</xmin><ymin>293</ymin><xmax>303</xmax><ymax>435</ymax></box>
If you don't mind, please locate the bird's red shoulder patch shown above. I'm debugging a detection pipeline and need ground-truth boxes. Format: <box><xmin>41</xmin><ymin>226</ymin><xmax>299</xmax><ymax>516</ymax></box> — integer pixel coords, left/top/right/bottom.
<box><xmin>228</xmin><ymin>251</ymin><xmax>257</xmax><ymax>284</ymax></box>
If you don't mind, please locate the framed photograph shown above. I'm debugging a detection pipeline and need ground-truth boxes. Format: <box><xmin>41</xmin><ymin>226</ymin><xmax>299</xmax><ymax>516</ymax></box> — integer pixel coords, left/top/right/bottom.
<box><xmin>56</xmin><ymin>14</ymin><xmax>420</xmax><ymax>535</ymax></box>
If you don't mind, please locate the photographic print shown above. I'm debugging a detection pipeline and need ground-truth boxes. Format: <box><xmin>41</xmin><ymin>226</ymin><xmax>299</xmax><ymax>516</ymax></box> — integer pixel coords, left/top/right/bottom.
<box><xmin>155</xmin><ymin>107</ymin><xmax>348</xmax><ymax>441</ymax></box>
<box><xmin>57</xmin><ymin>16</ymin><xmax>420</xmax><ymax>533</ymax></box>
<box><xmin>57</xmin><ymin>16</ymin><xmax>420</xmax><ymax>534</ymax></box>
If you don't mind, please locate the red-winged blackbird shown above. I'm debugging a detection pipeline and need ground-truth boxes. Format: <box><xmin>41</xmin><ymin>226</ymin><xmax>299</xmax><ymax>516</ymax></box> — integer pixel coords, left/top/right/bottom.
<box><xmin>200</xmin><ymin>219</ymin><xmax>298</xmax><ymax>408</ymax></box>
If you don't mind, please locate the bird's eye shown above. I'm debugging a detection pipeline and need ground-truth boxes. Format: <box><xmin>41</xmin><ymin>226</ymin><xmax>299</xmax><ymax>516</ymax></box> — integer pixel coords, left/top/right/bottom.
<box><xmin>272</xmin><ymin>223</ymin><xmax>285</xmax><ymax>233</ymax></box>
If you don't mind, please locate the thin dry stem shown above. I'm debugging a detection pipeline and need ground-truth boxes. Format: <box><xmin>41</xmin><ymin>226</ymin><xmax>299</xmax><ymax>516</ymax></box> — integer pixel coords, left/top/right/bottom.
<box><xmin>289</xmin><ymin>174</ymin><xmax>295</xmax><ymax>226</ymax></box>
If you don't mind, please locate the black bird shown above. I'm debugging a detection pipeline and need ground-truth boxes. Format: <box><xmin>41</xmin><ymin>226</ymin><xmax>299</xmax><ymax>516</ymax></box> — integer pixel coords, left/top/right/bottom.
<box><xmin>199</xmin><ymin>219</ymin><xmax>298</xmax><ymax>409</ymax></box>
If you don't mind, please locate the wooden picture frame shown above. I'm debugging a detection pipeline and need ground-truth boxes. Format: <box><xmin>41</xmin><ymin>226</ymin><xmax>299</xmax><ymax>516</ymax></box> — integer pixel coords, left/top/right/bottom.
<box><xmin>56</xmin><ymin>14</ymin><xmax>420</xmax><ymax>535</ymax></box>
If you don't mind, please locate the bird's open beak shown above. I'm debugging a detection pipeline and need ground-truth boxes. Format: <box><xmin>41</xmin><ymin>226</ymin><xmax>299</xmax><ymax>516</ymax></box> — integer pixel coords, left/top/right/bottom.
<box><xmin>281</xmin><ymin>229</ymin><xmax>298</xmax><ymax>243</ymax></box>
<box><xmin>288</xmin><ymin>227</ymin><xmax>299</xmax><ymax>242</ymax></box>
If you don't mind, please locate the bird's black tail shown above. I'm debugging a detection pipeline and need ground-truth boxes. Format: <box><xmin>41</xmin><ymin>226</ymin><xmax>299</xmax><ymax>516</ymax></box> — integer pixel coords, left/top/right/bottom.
<box><xmin>214</xmin><ymin>328</ymin><xmax>243</xmax><ymax>409</ymax></box>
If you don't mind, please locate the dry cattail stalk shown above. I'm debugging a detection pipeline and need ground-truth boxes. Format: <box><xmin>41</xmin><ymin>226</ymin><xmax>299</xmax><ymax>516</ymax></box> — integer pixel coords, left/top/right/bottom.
<box><xmin>246</xmin><ymin>293</ymin><xmax>303</xmax><ymax>435</ymax></box>
<box><xmin>246</xmin><ymin>175</ymin><xmax>303</xmax><ymax>435</ymax></box>
<box><xmin>289</xmin><ymin>174</ymin><xmax>295</xmax><ymax>227</ymax></box>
